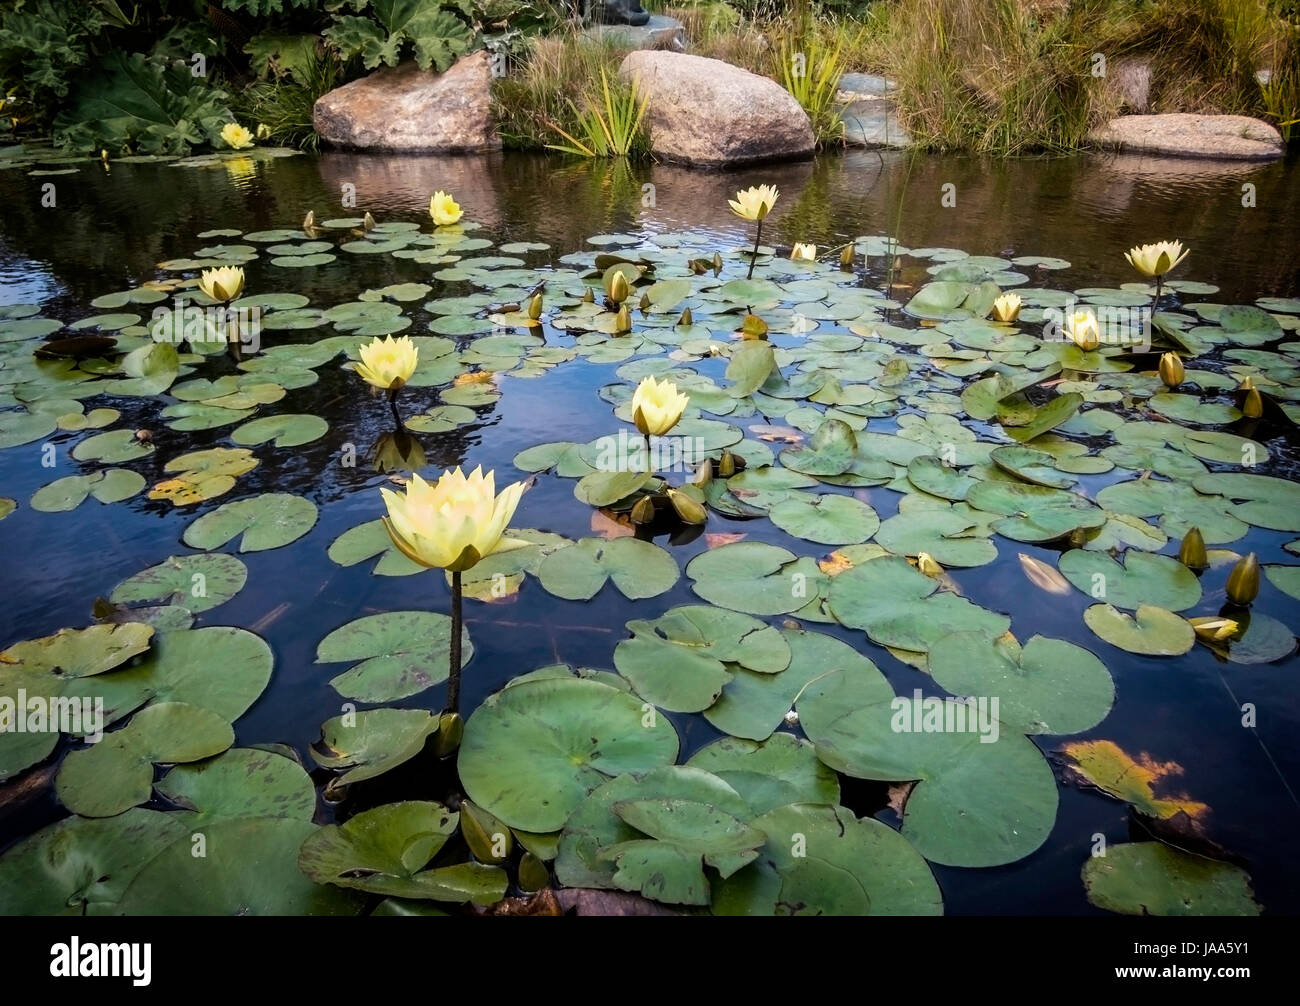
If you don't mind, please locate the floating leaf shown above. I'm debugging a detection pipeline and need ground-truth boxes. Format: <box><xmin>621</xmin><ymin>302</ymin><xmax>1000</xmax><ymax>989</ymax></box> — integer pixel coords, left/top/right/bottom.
<box><xmin>231</xmin><ymin>412</ymin><xmax>328</xmax><ymax>447</ymax></box>
<box><xmin>459</xmin><ymin>676</ymin><xmax>679</xmax><ymax>832</ymax></box>
<box><xmin>315</xmin><ymin>611</ymin><xmax>472</xmax><ymax>702</ymax></box>
<box><xmin>55</xmin><ymin>701</ymin><xmax>234</xmax><ymax>817</ymax></box>
<box><xmin>298</xmin><ymin>801</ymin><xmax>506</xmax><ymax>904</ymax></box>
<box><xmin>536</xmin><ymin>537</ymin><xmax>679</xmax><ymax>601</ymax></box>
<box><xmin>1083</xmin><ymin>843</ymin><xmax>1259</xmax><ymax>916</ymax></box>
<box><xmin>1059</xmin><ymin>739</ymin><xmax>1208</xmax><ymax>821</ymax></box>
<box><xmin>310</xmin><ymin>708</ymin><xmax>440</xmax><ymax>788</ymax></box>
<box><xmin>182</xmin><ymin>492</ymin><xmax>317</xmax><ymax>552</ymax></box>
<box><xmin>110</xmin><ymin>553</ymin><xmax>247</xmax><ymax>613</ymax></box>
<box><xmin>768</xmin><ymin>492</ymin><xmax>879</xmax><ymax>545</ymax></box>
<box><xmin>1057</xmin><ymin>549</ymin><xmax>1201</xmax><ymax>611</ymax></box>
<box><xmin>1083</xmin><ymin>604</ymin><xmax>1194</xmax><ymax>655</ymax></box>
<box><xmin>328</xmin><ymin>518</ymin><xmax>424</xmax><ymax>576</ymax></box>
<box><xmin>155</xmin><ymin>747</ymin><xmax>316</xmax><ymax>821</ymax></box>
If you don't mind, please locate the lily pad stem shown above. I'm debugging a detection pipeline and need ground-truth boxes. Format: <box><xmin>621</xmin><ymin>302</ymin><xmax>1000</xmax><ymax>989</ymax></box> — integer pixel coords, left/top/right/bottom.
<box><xmin>387</xmin><ymin>385</ymin><xmax>404</xmax><ymax>429</ymax></box>
<box><xmin>644</xmin><ymin>433</ymin><xmax>653</xmax><ymax>475</ymax></box>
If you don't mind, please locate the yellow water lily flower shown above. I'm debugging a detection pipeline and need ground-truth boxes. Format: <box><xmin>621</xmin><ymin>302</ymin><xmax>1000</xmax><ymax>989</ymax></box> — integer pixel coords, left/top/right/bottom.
<box><xmin>991</xmin><ymin>292</ymin><xmax>1022</xmax><ymax>323</ymax></box>
<box><xmin>429</xmin><ymin>190</ymin><xmax>463</xmax><ymax>226</ymax></box>
<box><xmin>728</xmin><ymin>184</ymin><xmax>779</xmax><ymax>221</ymax></box>
<box><xmin>790</xmin><ymin>243</ymin><xmax>816</xmax><ymax>262</ymax></box>
<box><xmin>197</xmin><ymin>266</ymin><xmax>245</xmax><ymax>302</ymax></box>
<box><xmin>1189</xmin><ymin>617</ymin><xmax>1239</xmax><ymax>643</ymax></box>
<box><xmin>1124</xmin><ymin>240</ymin><xmax>1189</xmax><ymax>278</ymax></box>
<box><xmin>380</xmin><ymin>466</ymin><xmax>527</xmax><ymax>573</ymax></box>
<box><xmin>631</xmin><ymin>375</ymin><xmax>689</xmax><ymax>437</ymax></box>
<box><xmin>220</xmin><ymin>122</ymin><xmax>254</xmax><ymax>150</ymax></box>
<box><xmin>916</xmin><ymin>552</ymin><xmax>944</xmax><ymax>577</ymax></box>
<box><xmin>355</xmin><ymin>335</ymin><xmax>419</xmax><ymax>391</ymax></box>
<box><xmin>255</xmin><ymin>123</ymin><xmax>271</xmax><ymax>140</ymax></box>
<box><xmin>1063</xmin><ymin>309</ymin><xmax>1100</xmax><ymax>351</ymax></box>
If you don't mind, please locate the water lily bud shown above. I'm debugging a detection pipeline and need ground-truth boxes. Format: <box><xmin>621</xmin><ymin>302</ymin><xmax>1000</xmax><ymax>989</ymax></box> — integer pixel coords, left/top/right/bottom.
<box><xmin>840</xmin><ymin>244</ymin><xmax>855</xmax><ymax>269</ymax></box>
<box><xmin>100</xmin><ymin>149</ymin><xmax>109</xmax><ymax>164</ymax></box>
<box><xmin>433</xmin><ymin>711</ymin><xmax>463</xmax><ymax>757</ymax></box>
<box><xmin>528</xmin><ymin>293</ymin><xmax>543</xmax><ymax>320</ymax></box>
<box><xmin>668</xmin><ymin>488</ymin><xmax>707</xmax><ymax>524</ymax></box>
<box><xmin>678</xmin><ymin>307</ymin><xmax>693</xmax><ymax>327</ymax></box>
<box><xmin>693</xmin><ymin>458</ymin><xmax>713</xmax><ymax>486</ymax></box>
<box><xmin>615</xmin><ymin>304</ymin><xmax>632</xmax><ymax>333</ymax></box>
<box><xmin>518</xmin><ymin>852</ymin><xmax>549</xmax><ymax>892</ymax></box>
<box><xmin>1158</xmin><ymin>352</ymin><xmax>1184</xmax><ymax>388</ymax></box>
<box><xmin>1178</xmin><ymin>527</ymin><xmax>1208</xmax><ymax>570</ymax></box>
<box><xmin>362</xmin><ymin>211</ymin><xmax>376</xmax><ymax>232</ymax></box>
<box><xmin>609</xmin><ymin>271</ymin><xmax>629</xmax><ymax>304</ymax></box>
<box><xmin>1240</xmin><ymin>375</ymin><xmax>1255</xmax><ymax>391</ymax></box>
<box><xmin>1189</xmin><ymin>616</ymin><xmax>1239</xmax><ymax>642</ymax></box>
<box><xmin>582</xmin><ymin>286</ymin><xmax>595</xmax><ymax>303</ymax></box>
<box><xmin>460</xmin><ymin>800</ymin><xmax>512</xmax><ymax>864</ymax></box>
<box><xmin>302</xmin><ymin>210</ymin><xmax>315</xmax><ymax>230</ymax></box>
<box><xmin>631</xmin><ymin>495</ymin><xmax>656</xmax><ymax>524</ymax></box>
<box><xmin>712</xmin><ymin>252</ymin><xmax>723</xmax><ymax>276</ymax></box>
<box><xmin>1242</xmin><ymin>388</ymin><xmax>1263</xmax><ymax>418</ymax></box>
<box><xmin>639</xmin><ymin>292</ymin><xmax>651</xmax><ymax>314</ymax></box>
<box><xmin>916</xmin><ymin>552</ymin><xmax>944</xmax><ymax>577</ymax></box>
<box><xmin>1225</xmin><ymin>552</ymin><xmax>1260</xmax><ymax>605</ymax></box>
<box><xmin>717</xmin><ymin>452</ymin><xmax>736</xmax><ymax>478</ymax></box>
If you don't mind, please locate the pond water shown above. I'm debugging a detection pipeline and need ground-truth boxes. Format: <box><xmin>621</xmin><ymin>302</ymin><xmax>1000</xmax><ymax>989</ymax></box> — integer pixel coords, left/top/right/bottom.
<box><xmin>1</xmin><ymin>147</ymin><xmax>1298</xmax><ymax>915</ymax></box>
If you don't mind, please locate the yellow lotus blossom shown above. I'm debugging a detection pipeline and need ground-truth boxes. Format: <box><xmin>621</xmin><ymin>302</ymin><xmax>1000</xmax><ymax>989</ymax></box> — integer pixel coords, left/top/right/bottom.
<box><xmin>255</xmin><ymin>123</ymin><xmax>271</xmax><ymax>140</ymax></box>
<box><xmin>380</xmin><ymin>467</ymin><xmax>526</xmax><ymax>573</ymax></box>
<box><xmin>1125</xmin><ymin>240</ymin><xmax>1189</xmax><ymax>278</ymax></box>
<box><xmin>631</xmin><ymin>375</ymin><xmax>689</xmax><ymax>437</ymax></box>
<box><xmin>429</xmin><ymin>190</ymin><xmax>463</xmax><ymax>226</ymax></box>
<box><xmin>790</xmin><ymin>243</ymin><xmax>817</xmax><ymax>262</ymax></box>
<box><xmin>728</xmin><ymin>184</ymin><xmax>779</xmax><ymax>221</ymax></box>
<box><xmin>197</xmin><ymin>266</ymin><xmax>245</xmax><ymax>302</ymax></box>
<box><xmin>991</xmin><ymin>292</ymin><xmax>1022</xmax><ymax>323</ymax></box>
<box><xmin>355</xmin><ymin>335</ymin><xmax>419</xmax><ymax>391</ymax></box>
<box><xmin>220</xmin><ymin>122</ymin><xmax>254</xmax><ymax>150</ymax></box>
<box><xmin>1063</xmin><ymin>309</ymin><xmax>1100</xmax><ymax>351</ymax></box>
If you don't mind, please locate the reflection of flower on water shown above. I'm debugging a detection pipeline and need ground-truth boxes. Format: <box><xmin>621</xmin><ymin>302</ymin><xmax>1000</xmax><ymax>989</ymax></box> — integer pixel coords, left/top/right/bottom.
<box><xmin>223</xmin><ymin>156</ymin><xmax>258</xmax><ymax>186</ymax></box>
<box><xmin>370</xmin><ymin>428</ymin><xmax>426</xmax><ymax>474</ymax></box>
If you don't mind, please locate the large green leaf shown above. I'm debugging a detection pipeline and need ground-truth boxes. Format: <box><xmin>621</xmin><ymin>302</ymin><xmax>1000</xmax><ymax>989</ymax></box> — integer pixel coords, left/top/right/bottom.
<box><xmin>315</xmin><ymin>610</ymin><xmax>471</xmax><ymax>702</ymax></box>
<box><xmin>324</xmin><ymin>0</ymin><xmax>475</xmax><ymax>72</ymax></box>
<box><xmin>1083</xmin><ymin>843</ymin><xmax>1261</xmax><ymax>916</ymax></box>
<box><xmin>536</xmin><ymin>537</ymin><xmax>678</xmax><ymax>601</ymax></box>
<box><xmin>459</xmin><ymin>676</ymin><xmax>679</xmax><ymax>832</ymax></box>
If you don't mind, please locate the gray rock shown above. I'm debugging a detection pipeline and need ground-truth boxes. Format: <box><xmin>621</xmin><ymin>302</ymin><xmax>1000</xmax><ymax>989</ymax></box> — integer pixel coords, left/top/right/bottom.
<box><xmin>314</xmin><ymin>52</ymin><xmax>499</xmax><ymax>153</ymax></box>
<box><xmin>1088</xmin><ymin>113</ymin><xmax>1283</xmax><ymax>161</ymax></box>
<box><xmin>841</xmin><ymin>98</ymin><xmax>912</xmax><ymax>149</ymax></box>
<box><xmin>619</xmin><ymin>51</ymin><xmax>814</xmax><ymax>167</ymax></box>
<box><xmin>585</xmin><ymin>14</ymin><xmax>685</xmax><ymax>51</ymax></box>
<box><xmin>838</xmin><ymin>73</ymin><xmax>897</xmax><ymax>99</ymax></box>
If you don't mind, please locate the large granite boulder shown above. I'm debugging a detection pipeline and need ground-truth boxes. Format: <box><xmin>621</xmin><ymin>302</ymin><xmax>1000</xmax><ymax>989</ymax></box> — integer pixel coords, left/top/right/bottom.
<box><xmin>1088</xmin><ymin>113</ymin><xmax>1283</xmax><ymax>161</ymax></box>
<box><xmin>314</xmin><ymin>52</ymin><xmax>499</xmax><ymax>153</ymax></box>
<box><xmin>619</xmin><ymin>51</ymin><xmax>814</xmax><ymax>167</ymax></box>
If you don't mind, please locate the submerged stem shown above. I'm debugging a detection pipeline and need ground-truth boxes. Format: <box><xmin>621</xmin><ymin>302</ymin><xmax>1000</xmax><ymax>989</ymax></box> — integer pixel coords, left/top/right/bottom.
<box><xmin>447</xmin><ymin>570</ymin><xmax>463</xmax><ymax>715</ymax></box>
<box><xmin>644</xmin><ymin>432</ymin><xmax>653</xmax><ymax>475</ymax></box>
<box><xmin>746</xmin><ymin>219</ymin><xmax>763</xmax><ymax>280</ymax></box>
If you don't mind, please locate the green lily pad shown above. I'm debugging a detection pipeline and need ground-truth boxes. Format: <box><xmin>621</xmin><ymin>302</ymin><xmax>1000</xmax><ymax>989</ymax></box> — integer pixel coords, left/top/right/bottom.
<box><xmin>874</xmin><ymin>505</ymin><xmax>999</xmax><ymax>567</ymax></box>
<box><xmin>315</xmin><ymin>611</ymin><xmax>472</xmax><ymax>702</ymax></box>
<box><xmin>967</xmin><ymin>480</ymin><xmax>1105</xmax><ymax>542</ymax></box>
<box><xmin>768</xmin><ymin>492</ymin><xmax>879</xmax><ymax>545</ymax></box>
<box><xmin>1083</xmin><ymin>843</ymin><xmax>1260</xmax><ymax>916</ymax></box>
<box><xmin>827</xmin><ymin>555</ymin><xmax>1009</xmax><ymax>653</ymax></box>
<box><xmin>0</xmin><ymin>809</ymin><xmax>189</xmax><ymax>915</ymax></box>
<box><xmin>1192</xmin><ymin>472</ymin><xmax>1300</xmax><ymax>532</ymax></box>
<box><xmin>536</xmin><ymin>537</ymin><xmax>679</xmax><ymax>601</ymax></box>
<box><xmin>512</xmin><ymin>441</ymin><xmax>596</xmax><ymax>477</ymax></box>
<box><xmin>110</xmin><ymin>553</ymin><xmax>247</xmax><ymax>613</ymax></box>
<box><xmin>1095</xmin><ymin>479</ymin><xmax>1246</xmax><ymax>544</ymax></box>
<box><xmin>71</xmin><ymin>428</ymin><xmax>154</xmax><ymax>463</ymax></box>
<box><xmin>989</xmin><ymin>445</ymin><xmax>1075</xmax><ymax>489</ymax></box>
<box><xmin>118</xmin><ymin>817</ymin><xmax>363</xmax><ymax>916</ymax></box>
<box><xmin>685</xmin><ymin>733</ymin><xmax>840</xmax><ymax>816</ymax></box>
<box><xmin>328</xmin><ymin>518</ymin><xmax>425</xmax><ymax>576</ymax></box>
<box><xmin>155</xmin><ymin>747</ymin><xmax>316</xmax><ymax>821</ymax></box>
<box><xmin>714</xmin><ymin>803</ymin><xmax>944</xmax><ymax>916</ymax></box>
<box><xmin>1057</xmin><ymin>549</ymin><xmax>1201</xmax><ymax>611</ymax></box>
<box><xmin>459</xmin><ymin>676</ymin><xmax>680</xmax><ymax>832</ymax></box>
<box><xmin>181</xmin><ymin>492</ymin><xmax>316</xmax><ymax>552</ymax></box>
<box><xmin>705</xmin><ymin>628</ymin><xmax>891</xmax><ymax>741</ymax></box>
<box><xmin>0</xmin><ymin>410</ymin><xmax>58</xmax><ymax>449</ymax></box>
<box><xmin>798</xmin><ymin>674</ymin><xmax>1057</xmax><ymax>867</ymax></box>
<box><xmin>298</xmin><ymin>801</ymin><xmax>507</xmax><ymax>904</ymax></box>
<box><xmin>556</xmin><ymin>765</ymin><xmax>751</xmax><ymax>891</ymax></box>
<box><xmin>1083</xmin><ymin>603</ymin><xmax>1194</xmax><ymax>655</ymax></box>
<box><xmin>310</xmin><ymin>707</ymin><xmax>440</xmax><ymax>788</ymax></box>
<box><xmin>573</xmin><ymin>469</ymin><xmax>655</xmax><ymax>506</ymax></box>
<box><xmin>231</xmin><ymin>413</ymin><xmax>328</xmax><ymax>447</ymax></box>
<box><xmin>687</xmin><ymin>542</ymin><xmax>828</xmax><ymax>617</ymax></box>
<box><xmin>928</xmin><ymin>632</ymin><xmax>1114</xmax><ymax>735</ymax></box>
<box><xmin>613</xmin><ymin>605</ymin><xmax>791</xmax><ymax>713</ymax></box>
<box><xmin>1</xmin><ymin>621</ymin><xmax>153</xmax><ymax>677</ymax></box>
<box><xmin>55</xmin><ymin>701</ymin><xmax>235</xmax><ymax>817</ymax></box>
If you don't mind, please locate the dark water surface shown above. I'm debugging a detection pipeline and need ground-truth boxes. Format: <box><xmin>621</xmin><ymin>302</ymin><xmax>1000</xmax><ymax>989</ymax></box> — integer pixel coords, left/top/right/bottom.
<box><xmin>1</xmin><ymin>148</ymin><xmax>1298</xmax><ymax>914</ymax></box>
